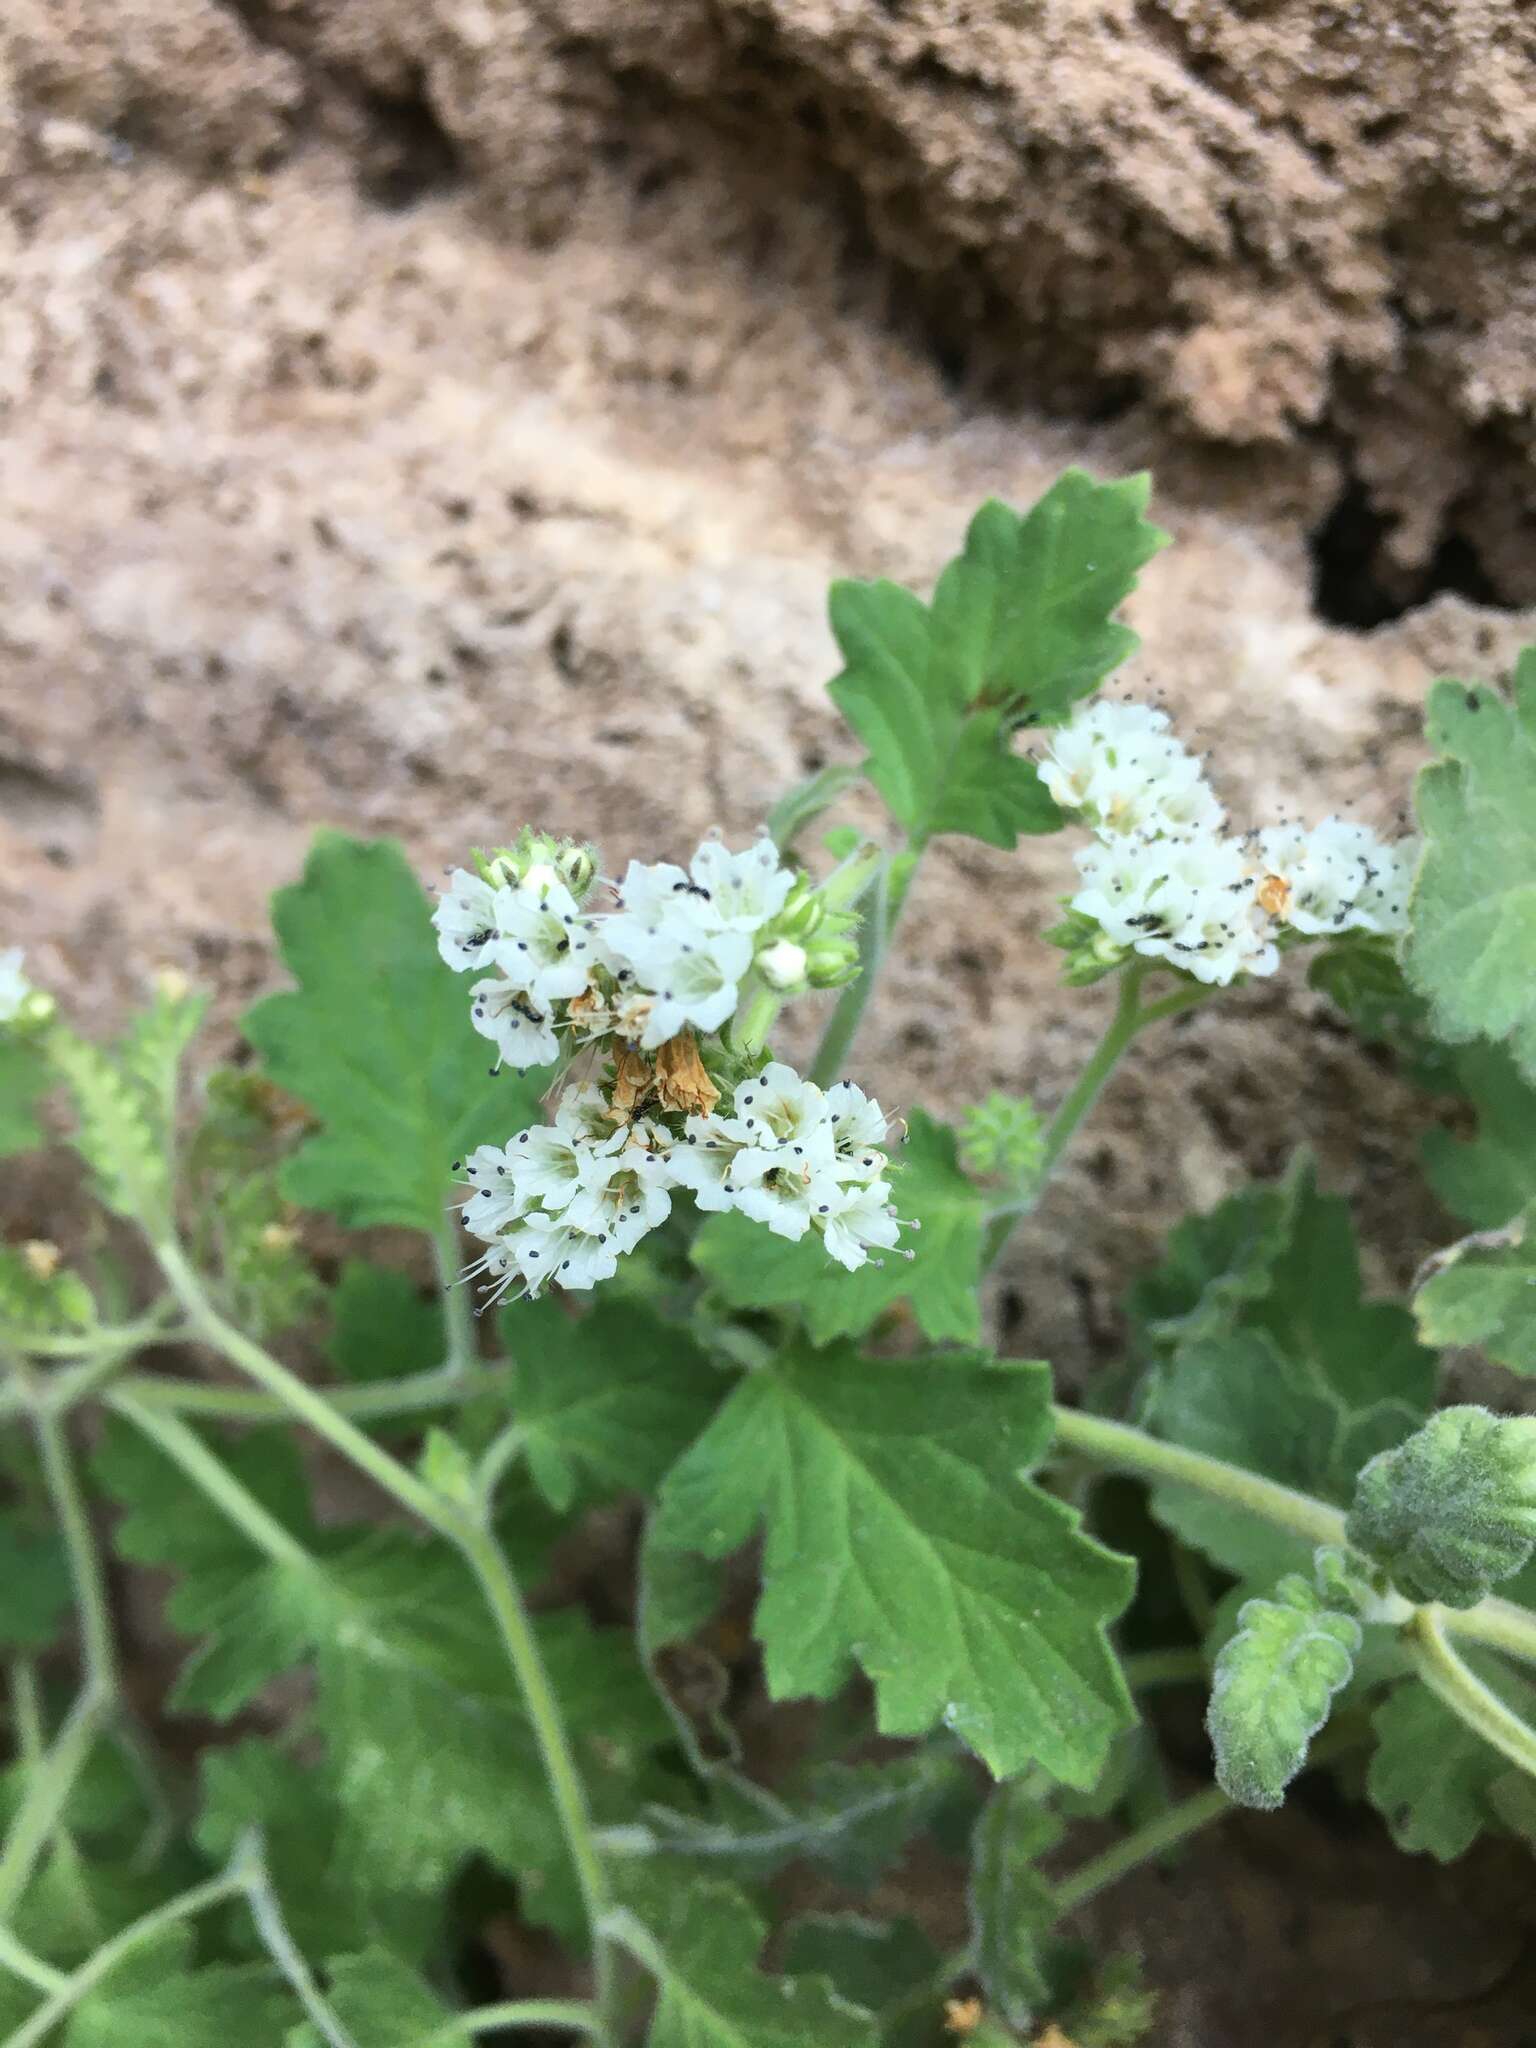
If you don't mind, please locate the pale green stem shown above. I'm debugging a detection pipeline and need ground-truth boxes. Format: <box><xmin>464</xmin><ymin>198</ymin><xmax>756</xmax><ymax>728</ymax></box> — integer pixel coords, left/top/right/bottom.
<box><xmin>808</xmin><ymin>852</ymin><xmax>897</xmax><ymax>1090</ymax></box>
<box><xmin>0</xmin><ymin>1863</ymin><xmax>246</xmax><ymax>2048</ymax></box>
<box><xmin>1121</xmin><ymin>1646</ymin><xmax>1207</xmax><ymax>1692</ymax></box>
<box><xmin>8</xmin><ymin>1670</ymin><xmax>43</xmax><ymax>1770</ymax></box>
<box><xmin>0</xmin><ymin>1688</ymin><xmax>111</xmax><ymax>1928</ymax></box>
<box><xmin>1049</xmin><ymin>1403</ymin><xmax>1536</xmax><ymax>1667</ymax></box>
<box><xmin>106</xmin><ymin>1396</ymin><xmax>311</xmax><ymax>1571</ymax></box>
<box><xmin>426</xmin><ymin>2001</ymin><xmax>600</xmax><ymax>2043</ymax></box>
<box><xmin>474</xmin><ymin>1422</ymin><xmax>526</xmax><ymax>1513</ymax></box>
<box><xmin>1407</xmin><ymin>1608</ymin><xmax>1536</xmax><ymax>1781</ymax></box>
<box><xmin>434</xmin><ymin>1211</ymin><xmax>478</xmax><ymax>1379</ymax></box>
<box><xmin>147</xmin><ymin>1234</ymin><xmax>620</xmax><ymax>2047</ymax></box>
<box><xmin>31</xmin><ymin>1410</ymin><xmax>114</xmax><ymax>1696</ymax></box>
<box><xmin>0</xmin><ymin>1928</ymin><xmax>65</xmax><ymax>1998</ymax></box>
<box><xmin>110</xmin><ymin>1360</ymin><xmax>510</xmax><ymax>1425</ymax></box>
<box><xmin>242</xmin><ymin>1848</ymin><xmax>358</xmax><ymax>2048</ymax></box>
<box><xmin>1052</xmin><ymin>1780</ymin><xmax>1231</xmax><ymax>1917</ymax></box>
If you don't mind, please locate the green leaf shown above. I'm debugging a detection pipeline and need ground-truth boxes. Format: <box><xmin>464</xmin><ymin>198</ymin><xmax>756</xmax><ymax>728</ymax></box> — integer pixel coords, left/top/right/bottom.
<box><xmin>285</xmin><ymin>1951</ymin><xmax>455</xmax><ymax>2048</ymax></box>
<box><xmin>1406</xmin><ymin>658</ymin><xmax>1536</xmax><ymax>1079</ymax></box>
<box><xmin>767</xmin><ymin>762</ymin><xmax>864</xmax><ymax>851</ymax></box>
<box><xmin>1368</xmin><ymin>1655</ymin><xmax>1536</xmax><ymax>1860</ymax></box>
<box><xmin>968</xmin><ymin>1779</ymin><xmax>1061</xmax><ymax>2023</ymax></box>
<box><xmin>196</xmin><ymin>1742</ymin><xmax>428</xmax><ymax>1964</ymax></box>
<box><xmin>327</xmin><ymin>1260</ymin><xmax>445</xmax><ymax>1383</ymax></box>
<box><xmin>243</xmin><ymin>833</ymin><xmax>549</xmax><ymax>1232</ymax></box>
<box><xmin>0</xmin><ymin>1036</ymin><xmax>48</xmax><ymax>1157</ymax></box>
<box><xmin>1423</xmin><ymin>1042</ymin><xmax>1536</xmax><ymax>1228</ymax></box>
<box><xmin>1306</xmin><ymin>937</ymin><xmax>1458</xmax><ymax>1093</ymax></box>
<box><xmin>64</xmin><ymin>1929</ymin><xmax>294</xmax><ymax>2048</ymax></box>
<box><xmin>1414</xmin><ymin>1203</ymin><xmax>1536</xmax><ymax>1375</ymax></box>
<box><xmin>116</xmin><ymin>981</ymin><xmax>208</xmax><ymax>1147</ymax></box>
<box><xmin>609</xmin><ymin>1869</ymin><xmax>874</xmax><ymax>2047</ymax></box>
<box><xmin>503</xmin><ymin>1295</ymin><xmax>725</xmax><ymax>1511</ymax></box>
<box><xmin>691</xmin><ymin>1110</ymin><xmax>986</xmax><ymax>1345</ymax></box>
<box><xmin>653</xmin><ymin>1342</ymin><xmax>1134</xmax><ymax>1785</ymax></box>
<box><xmin>0</xmin><ymin>1518</ymin><xmax>72</xmax><ymax>1650</ymax></box>
<box><xmin>929</xmin><ymin>479</ymin><xmax>1169</xmax><ymax>724</ymax></box>
<box><xmin>825</xmin><ymin>475</ymin><xmax>1163</xmax><ymax>848</ymax></box>
<box><xmin>779</xmin><ymin>1914</ymin><xmax>940</xmax><ymax>2018</ymax></box>
<box><xmin>1142</xmin><ymin>1160</ymin><xmax>1435</xmax><ymax>1578</ymax></box>
<box><xmin>1347</xmin><ymin>1406</ymin><xmax>1536</xmax><ymax>1608</ymax></box>
<box><xmin>1206</xmin><ymin>1570</ymin><xmax>1360</xmax><ymax>1809</ymax></box>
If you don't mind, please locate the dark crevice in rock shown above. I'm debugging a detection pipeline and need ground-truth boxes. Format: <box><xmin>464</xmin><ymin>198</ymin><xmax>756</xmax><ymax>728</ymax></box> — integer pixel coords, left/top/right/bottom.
<box><xmin>1309</xmin><ymin>475</ymin><xmax>1506</xmax><ymax>630</ymax></box>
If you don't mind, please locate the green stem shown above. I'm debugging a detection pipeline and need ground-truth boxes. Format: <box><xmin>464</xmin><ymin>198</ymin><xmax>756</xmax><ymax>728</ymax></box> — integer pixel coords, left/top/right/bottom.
<box><xmin>1121</xmin><ymin>1646</ymin><xmax>1207</xmax><ymax>1692</ymax></box>
<box><xmin>0</xmin><ymin>1928</ymin><xmax>66</xmax><ymax>1998</ymax></box>
<box><xmin>809</xmin><ymin>855</ymin><xmax>896</xmax><ymax>1089</ymax></box>
<box><xmin>1053</xmin><ymin>1779</ymin><xmax>1231</xmax><ymax>1917</ymax></box>
<box><xmin>107</xmin><ymin>1396</ymin><xmax>311</xmax><ymax>1570</ymax></box>
<box><xmin>454</xmin><ymin>1520</ymin><xmax>618</xmax><ymax>2039</ymax></box>
<box><xmin>434</xmin><ymin>1212</ymin><xmax>478</xmax><ymax>1378</ymax></box>
<box><xmin>0</xmin><ymin>1863</ymin><xmax>245</xmax><ymax>2048</ymax></box>
<box><xmin>31</xmin><ymin>1411</ymin><xmax>114</xmax><ymax>1697</ymax></box>
<box><xmin>111</xmin><ymin>1361</ymin><xmax>511</xmax><ymax>1425</ymax></box>
<box><xmin>148</xmin><ymin>1235</ymin><xmax>620</xmax><ymax>2045</ymax></box>
<box><xmin>1049</xmin><ymin>1403</ymin><xmax>1536</xmax><ymax>1668</ymax></box>
<box><xmin>242</xmin><ymin>1849</ymin><xmax>358</xmax><ymax>2048</ymax></box>
<box><xmin>1407</xmin><ymin>1608</ymin><xmax>1536</xmax><ymax>1781</ymax></box>
<box><xmin>0</xmin><ymin>1687</ymin><xmax>110</xmax><ymax>1927</ymax></box>
<box><xmin>428</xmin><ymin>2000</ymin><xmax>600</xmax><ymax>2043</ymax></box>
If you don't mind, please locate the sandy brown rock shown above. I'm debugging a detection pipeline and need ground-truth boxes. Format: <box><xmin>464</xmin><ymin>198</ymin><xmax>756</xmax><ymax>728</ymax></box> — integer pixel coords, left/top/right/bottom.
<box><xmin>1</xmin><ymin>1</ymin><xmax>1534</xmax><ymax>1386</ymax></box>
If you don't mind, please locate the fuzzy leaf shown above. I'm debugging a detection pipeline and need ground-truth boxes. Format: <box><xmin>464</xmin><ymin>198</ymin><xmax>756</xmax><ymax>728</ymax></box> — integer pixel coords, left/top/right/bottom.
<box><xmin>326</xmin><ymin>1260</ymin><xmax>445</xmax><ymax>1383</ymax></box>
<box><xmin>1423</xmin><ymin>1042</ymin><xmax>1536</xmax><ymax>1229</ymax></box>
<box><xmin>49</xmin><ymin>1033</ymin><xmax>168</xmax><ymax>1218</ymax></box>
<box><xmin>63</xmin><ymin>1929</ymin><xmax>294</xmax><ymax>2048</ymax></box>
<box><xmin>243</xmin><ymin>833</ymin><xmax>549</xmax><ymax>1232</ymax></box>
<box><xmin>691</xmin><ymin>1110</ymin><xmax>986</xmax><ymax>1345</ymax></box>
<box><xmin>503</xmin><ymin>1295</ymin><xmax>725</xmax><ymax>1511</ymax></box>
<box><xmin>968</xmin><ymin>1779</ymin><xmax>1061</xmax><ymax>2024</ymax></box>
<box><xmin>1414</xmin><ymin>1203</ymin><xmax>1536</xmax><ymax>1375</ymax></box>
<box><xmin>779</xmin><ymin>1914</ymin><xmax>940</xmax><ymax>2018</ymax></box>
<box><xmin>653</xmin><ymin>1342</ymin><xmax>1134</xmax><ymax>1785</ymax></box>
<box><xmin>609</xmin><ymin>1870</ymin><xmax>875</xmax><ymax>2048</ymax></box>
<box><xmin>1347</xmin><ymin>1406</ymin><xmax>1536</xmax><ymax>1608</ymax></box>
<box><xmin>1406</xmin><ymin>659</ymin><xmax>1536</xmax><ymax>1079</ymax></box>
<box><xmin>1307</xmin><ymin>937</ymin><xmax>1458</xmax><ymax>1093</ymax></box>
<box><xmin>1368</xmin><ymin>1656</ymin><xmax>1536</xmax><ymax>1861</ymax></box>
<box><xmin>1143</xmin><ymin>1160</ymin><xmax>1434</xmax><ymax>1578</ymax></box>
<box><xmin>1207</xmin><ymin>1572</ymin><xmax>1360</xmax><ymax>1809</ymax></box>
<box><xmin>826</xmin><ymin>475</ymin><xmax>1163</xmax><ymax>848</ymax></box>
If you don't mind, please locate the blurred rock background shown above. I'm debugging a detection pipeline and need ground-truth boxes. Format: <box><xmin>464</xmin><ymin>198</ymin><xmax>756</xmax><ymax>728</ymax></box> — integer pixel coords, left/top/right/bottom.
<box><xmin>3</xmin><ymin>0</ymin><xmax>1535</xmax><ymax>1376</ymax></box>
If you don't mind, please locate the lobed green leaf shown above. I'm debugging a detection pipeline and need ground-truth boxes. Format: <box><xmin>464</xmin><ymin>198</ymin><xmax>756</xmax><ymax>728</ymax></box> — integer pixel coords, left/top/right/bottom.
<box><xmin>1414</xmin><ymin>1202</ymin><xmax>1536</xmax><ymax>1376</ymax></box>
<box><xmin>1206</xmin><ymin>1570</ymin><xmax>1360</xmax><ymax>1810</ymax></box>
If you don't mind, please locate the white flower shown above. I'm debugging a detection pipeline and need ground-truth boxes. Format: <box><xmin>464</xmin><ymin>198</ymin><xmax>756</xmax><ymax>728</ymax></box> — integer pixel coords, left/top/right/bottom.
<box><xmin>432</xmin><ymin>870</ymin><xmax>504</xmax><ymax>974</ymax></box>
<box><xmin>1354</xmin><ymin>837</ymin><xmax>1416</xmax><ymax>935</ymax></box>
<box><xmin>667</xmin><ymin>1112</ymin><xmax>751</xmax><ymax>1211</ymax></box>
<box><xmin>563</xmin><ymin>1136</ymin><xmax>675</xmax><ymax>1252</ymax></box>
<box><xmin>686</xmin><ymin>838</ymin><xmax>794</xmax><ymax>934</ymax></box>
<box><xmin>1256</xmin><ymin>818</ymin><xmax>1414</xmax><ymax>938</ymax></box>
<box><xmin>512</xmin><ymin>1211</ymin><xmax>621</xmax><ymax>1297</ymax></box>
<box><xmin>826</xmin><ymin>1079</ymin><xmax>889</xmax><ymax>1156</ymax></box>
<box><xmin>0</xmin><ymin>950</ymin><xmax>33</xmax><ymax>1026</ymax></box>
<box><xmin>469</xmin><ymin>978</ymin><xmax>560</xmax><ymax>1071</ymax></box>
<box><xmin>726</xmin><ymin>1143</ymin><xmax>837</xmax><ymax>1240</ymax></box>
<box><xmin>1041</xmin><ymin>700</ymin><xmax>1224</xmax><ymax>841</ymax></box>
<box><xmin>820</xmin><ymin>1178</ymin><xmax>904</xmax><ymax>1272</ymax></box>
<box><xmin>491</xmin><ymin>877</ymin><xmax>599</xmax><ymax>1006</ymax></box>
<box><xmin>632</xmin><ymin>927</ymin><xmax>754</xmax><ymax>1048</ymax></box>
<box><xmin>460</xmin><ymin>1142</ymin><xmax>529</xmax><ymax>1239</ymax></box>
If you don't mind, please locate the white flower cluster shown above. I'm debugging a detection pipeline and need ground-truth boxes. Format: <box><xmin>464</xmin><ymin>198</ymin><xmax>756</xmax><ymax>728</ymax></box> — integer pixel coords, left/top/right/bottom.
<box><xmin>1040</xmin><ymin>699</ymin><xmax>1416</xmax><ymax>986</ymax></box>
<box><xmin>458</xmin><ymin>1064</ymin><xmax>905</xmax><ymax>1305</ymax></box>
<box><xmin>434</xmin><ymin>837</ymin><xmax>797</xmax><ymax>1070</ymax></box>
<box><xmin>0</xmin><ymin>950</ymin><xmax>32</xmax><ymax>1026</ymax></box>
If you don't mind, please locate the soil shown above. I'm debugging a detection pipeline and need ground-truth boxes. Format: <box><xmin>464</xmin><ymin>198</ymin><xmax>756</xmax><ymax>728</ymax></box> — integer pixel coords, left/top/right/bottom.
<box><xmin>4</xmin><ymin>5</ymin><xmax>1536</xmax><ymax>2042</ymax></box>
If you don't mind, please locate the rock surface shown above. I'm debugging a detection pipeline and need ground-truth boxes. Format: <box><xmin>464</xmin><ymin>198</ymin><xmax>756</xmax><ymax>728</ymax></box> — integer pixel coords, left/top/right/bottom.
<box><xmin>2</xmin><ymin>1</ymin><xmax>1534</xmax><ymax>1379</ymax></box>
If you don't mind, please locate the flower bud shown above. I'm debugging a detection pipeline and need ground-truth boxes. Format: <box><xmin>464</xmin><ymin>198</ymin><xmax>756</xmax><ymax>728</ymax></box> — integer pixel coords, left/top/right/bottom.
<box><xmin>804</xmin><ymin>937</ymin><xmax>861</xmax><ymax>989</ymax></box>
<box><xmin>477</xmin><ymin>829</ymin><xmax>600</xmax><ymax>904</ymax></box>
<box><xmin>757</xmin><ymin>938</ymin><xmax>808</xmax><ymax>990</ymax></box>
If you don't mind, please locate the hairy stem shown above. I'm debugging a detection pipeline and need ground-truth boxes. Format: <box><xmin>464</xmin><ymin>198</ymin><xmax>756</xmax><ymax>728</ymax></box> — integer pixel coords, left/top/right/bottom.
<box><xmin>434</xmin><ymin>1210</ymin><xmax>478</xmax><ymax>1378</ymax></box>
<box><xmin>0</xmin><ymin>1863</ymin><xmax>246</xmax><ymax>2048</ymax></box>
<box><xmin>112</xmin><ymin>1360</ymin><xmax>511</xmax><ymax>1425</ymax></box>
<box><xmin>147</xmin><ymin>1234</ymin><xmax>620</xmax><ymax>2045</ymax></box>
<box><xmin>428</xmin><ymin>2002</ymin><xmax>600</xmax><ymax>2043</ymax></box>
<box><xmin>0</xmin><ymin>1689</ymin><xmax>111</xmax><ymax>1927</ymax></box>
<box><xmin>0</xmin><ymin>1928</ymin><xmax>66</xmax><ymax>1998</ymax></box>
<box><xmin>1407</xmin><ymin>1608</ymin><xmax>1536</xmax><ymax>1781</ymax></box>
<box><xmin>1052</xmin><ymin>1780</ymin><xmax>1231</xmax><ymax>1917</ymax></box>
<box><xmin>31</xmin><ymin>1409</ymin><xmax>115</xmax><ymax>1697</ymax></box>
<box><xmin>809</xmin><ymin>854</ymin><xmax>897</xmax><ymax>1089</ymax></box>
<box><xmin>108</xmin><ymin>1396</ymin><xmax>311</xmax><ymax>1570</ymax></box>
<box><xmin>1049</xmin><ymin>1403</ymin><xmax>1536</xmax><ymax>1667</ymax></box>
<box><xmin>242</xmin><ymin>1848</ymin><xmax>359</xmax><ymax>2048</ymax></box>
